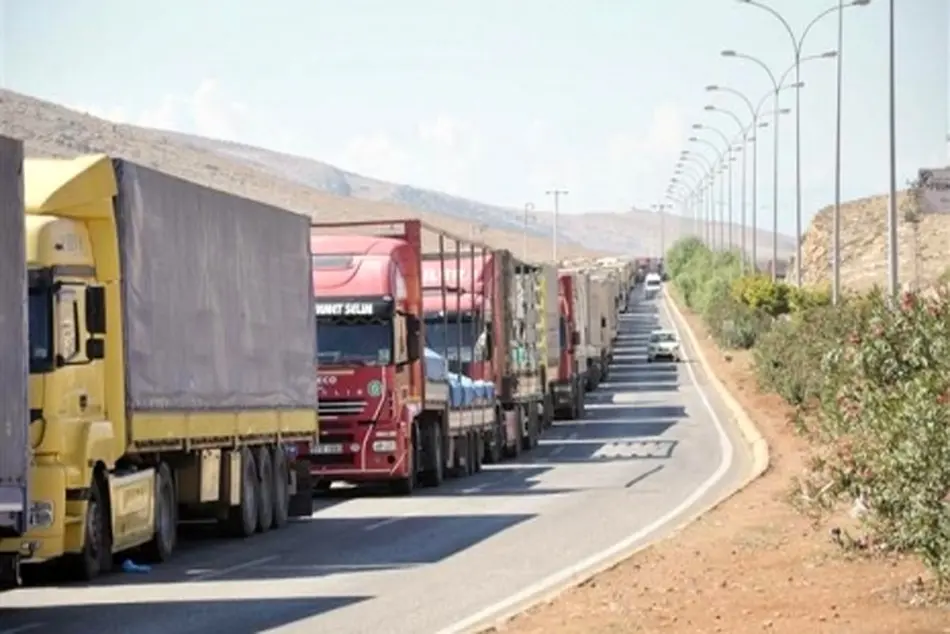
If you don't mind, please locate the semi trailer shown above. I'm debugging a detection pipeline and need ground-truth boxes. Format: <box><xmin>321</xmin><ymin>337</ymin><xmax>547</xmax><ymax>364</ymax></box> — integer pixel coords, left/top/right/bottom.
<box><xmin>306</xmin><ymin>220</ymin><xmax>500</xmax><ymax>495</ymax></box>
<box><xmin>0</xmin><ymin>153</ymin><xmax>318</xmax><ymax>585</ymax></box>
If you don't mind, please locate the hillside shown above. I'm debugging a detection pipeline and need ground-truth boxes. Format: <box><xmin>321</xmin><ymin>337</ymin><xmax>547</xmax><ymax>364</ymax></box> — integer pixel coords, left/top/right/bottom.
<box><xmin>0</xmin><ymin>88</ymin><xmax>794</xmax><ymax>260</ymax></box>
<box><xmin>0</xmin><ymin>89</ymin><xmax>594</xmax><ymax>258</ymax></box>
<box><xmin>178</xmin><ymin>133</ymin><xmax>796</xmax><ymax>260</ymax></box>
<box><xmin>798</xmin><ymin>188</ymin><xmax>950</xmax><ymax>292</ymax></box>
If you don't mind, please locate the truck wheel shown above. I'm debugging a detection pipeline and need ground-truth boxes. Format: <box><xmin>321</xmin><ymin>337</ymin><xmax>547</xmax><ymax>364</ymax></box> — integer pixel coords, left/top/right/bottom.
<box><xmin>68</xmin><ymin>476</ymin><xmax>112</xmax><ymax>581</ymax></box>
<box><xmin>141</xmin><ymin>462</ymin><xmax>177</xmax><ymax>563</ymax></box>
<box><xmin>521</xmin><ymin>403</ymin><xmax>539</xmax><ymax>451</ymax></box>
<box><xmin>390</xmin><ymin>423</ymin><xmax>417</xmax><ymax>495</ymax></box>
<box><xmin>255</xmin><ymin>446</ymin><xmax>275</xmax><ymax>533</ymax></box>
<box><xmin>270</xmin><ymin>446</ymin><xmax>290</xmax><ymax>529</ymax></box>
<box><xmin>472</xmin><ymin>431</ymin><xmax>483</xmax><ymax>473</ymax></box>
<box><xmin>224</xmin><ymin>448</ymin><xmax>258</xmax><ymax>538</ymax></box>
<box><xmin>419</xmin><ymin>422</ymin><xmax>444</xmax><ymax>488</ymax></box>
<box><xmin>484</xmin><ymin>418</ymin><xmax>503</xmax><ymax>464</ymax></box>
<box><xmin>576</xmin><ymin>389</ymin><xmax>586</xmax><ymax>420</ymax></box>
<box><xmin>505</xmin><ymin>408</ymin><xmax>523</xmax><ymax>459</ymax></box>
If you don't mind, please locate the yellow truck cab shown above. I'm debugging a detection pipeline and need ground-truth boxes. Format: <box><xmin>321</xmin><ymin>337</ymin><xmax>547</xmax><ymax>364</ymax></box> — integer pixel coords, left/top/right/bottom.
<box><xmin>1</xmin><ymin>153</ymin><xmax>318</xmax><ymax>585</ymax></box>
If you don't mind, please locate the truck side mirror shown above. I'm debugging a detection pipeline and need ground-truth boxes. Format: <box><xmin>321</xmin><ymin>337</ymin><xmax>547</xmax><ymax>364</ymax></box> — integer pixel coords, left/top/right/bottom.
<box><xmin>405</xmin><ymin>314</ymin><xmax>421</xmax><ymax>363</ymax></box>
<box><xmin>85</xmin><ymin>285</ymin><xmax>106</xmax><ymax>334</ymax></box>
<box><xmin>571</xmin><ymin>331</ymin><xmax>580</xmax><ymax>346</ymax></box>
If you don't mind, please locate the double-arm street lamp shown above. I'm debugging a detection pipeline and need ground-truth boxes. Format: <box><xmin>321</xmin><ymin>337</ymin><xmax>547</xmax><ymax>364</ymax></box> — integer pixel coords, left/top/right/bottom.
<box><xmin>728</xmin><ymin>0</ymin><xmax>869</xmax><ymax>284</ymax></box>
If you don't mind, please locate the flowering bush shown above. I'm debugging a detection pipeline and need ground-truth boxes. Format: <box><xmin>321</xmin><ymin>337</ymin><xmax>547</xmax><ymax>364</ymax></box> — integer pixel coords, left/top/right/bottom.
<box><xmin>666</xmin><ymin>235</ymin><xmax>950</xmax><ymax>587</ymax></box>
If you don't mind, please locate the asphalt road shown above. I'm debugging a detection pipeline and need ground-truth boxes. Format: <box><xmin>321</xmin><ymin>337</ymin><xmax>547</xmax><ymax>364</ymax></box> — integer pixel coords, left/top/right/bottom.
<box><xmin>0</xmin><ymin>290</ymin><xmax>752</xmax><ymax>634</ymax></box>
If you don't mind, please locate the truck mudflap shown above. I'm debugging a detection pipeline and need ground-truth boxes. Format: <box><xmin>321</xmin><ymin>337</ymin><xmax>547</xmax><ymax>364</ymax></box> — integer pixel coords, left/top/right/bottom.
<box><xmin>287</xmin><ymin>459</ymin><xmax>314</xmax><ymax>518</ymax></box>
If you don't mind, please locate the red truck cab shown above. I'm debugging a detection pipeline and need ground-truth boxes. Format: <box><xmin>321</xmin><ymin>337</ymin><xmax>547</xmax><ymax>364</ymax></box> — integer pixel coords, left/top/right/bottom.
<box><xmin>306</xmin><ymin>230</ymin><xmax>424</xmax><ymax>493</ymax></box>
<box><xmin>551</xmin><ymin>273</ymin><xmax>585</xmax><ymax>420</ymax></box>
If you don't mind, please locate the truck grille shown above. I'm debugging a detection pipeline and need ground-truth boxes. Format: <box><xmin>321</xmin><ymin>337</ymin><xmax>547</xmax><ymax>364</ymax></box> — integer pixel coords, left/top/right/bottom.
<box><xmin>318</xmin><ymin>398</ymin><xmax>366</xmax><ymax>419</ymax></box>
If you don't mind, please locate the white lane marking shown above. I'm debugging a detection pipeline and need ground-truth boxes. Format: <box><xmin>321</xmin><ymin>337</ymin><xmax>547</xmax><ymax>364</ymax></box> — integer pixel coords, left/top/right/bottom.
<box><xmin>546</xmin><ymin>445</ymin><xmax>565</xmax><ymax>458</ymax></box>
<box><xmin>188</xmin><ymin>555</ymin><xmax>278</xmax><ymax>581</ymax></box>
<box><xmin>363</xmin><ymin>517</ymin><xmax>404</xmax><ymax>532</ymax></box>
<box><xmin>0</xmin><ymin>623</ymin><xmax>46</xmax><ymax>634</ymax></box>
<box><xmin>434</xmin><ymin>295</ymin><xmax>736</xmax><ymax>634</ymax></box>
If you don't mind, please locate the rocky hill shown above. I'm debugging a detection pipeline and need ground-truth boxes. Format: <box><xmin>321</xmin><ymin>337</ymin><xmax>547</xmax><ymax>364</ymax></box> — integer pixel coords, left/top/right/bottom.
<box><xmin>798</xmin><ymin>187</ymin><xmax>950</xmax><ymax>292</ymax></box>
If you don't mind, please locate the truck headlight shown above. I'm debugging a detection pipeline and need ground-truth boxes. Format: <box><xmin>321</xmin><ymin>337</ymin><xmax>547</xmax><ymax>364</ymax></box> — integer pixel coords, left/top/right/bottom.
<box><xmin>372</xmin><ymin>440</ymin><xmax>397</xmax><ymax>453</ymax></box>
<box><xmin>29</xmin><ymin>501</ymin><xmax>54</xmax><ymax>529</ymax></box>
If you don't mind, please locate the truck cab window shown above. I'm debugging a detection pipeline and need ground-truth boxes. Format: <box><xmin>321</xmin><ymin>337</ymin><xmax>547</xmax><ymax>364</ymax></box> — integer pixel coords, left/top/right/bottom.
<box><xmin>316</xmin><ymin>317</ymin><xmax>393</xmax><ymax>366</ymax></box>
<box><xmin>27</xmin><ymin>285</ymin><xmax>53</xmax><ymax>373</ymax></box>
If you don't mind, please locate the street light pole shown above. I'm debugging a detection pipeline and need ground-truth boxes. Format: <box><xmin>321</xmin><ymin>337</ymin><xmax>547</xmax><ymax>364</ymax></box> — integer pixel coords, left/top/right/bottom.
<box><xmin>833</xmin><ymin>0</ymin><xmax>844</xmax><ymax>303</ymax></box>
<box><xmin>522</xmin><ymin>202</ymin><xmax>535</xmax><ymax>262</ymax></box>
<box><xmin>886</xmin><ymin>0</ymin><xmax>898</xmax><ymax>299</ymax></box>
<box><xmin>737</xmin><ymin>0</ymin><xmax>872</xmax><ymax>286</ymax></box>
<box><xmin>545</xmin><ymin>189</ymin><xmax>568</xmax><ymax>264</ymax></box>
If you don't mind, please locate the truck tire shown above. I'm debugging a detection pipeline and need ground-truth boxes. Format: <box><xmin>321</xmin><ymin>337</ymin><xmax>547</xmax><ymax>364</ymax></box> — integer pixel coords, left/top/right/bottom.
<box><xmin>419</xmin><ymin>421</ymin><xmax>445</xmax><ymax>488</ymax></box>
<box><xmin>67</xmin><ymin>474</ymin><xmax>112</xmax><ymax>581</ymax></box>
<box><xmin>224</xmin><ymin>448</ymin><xmax>258</xmax><ymax>538</ymax></box>
<box><xmin>270</xmin><ymin>446</ymin><xmax>290</xmax><ymax>528</ymax></box>
<box><xmin>484</xmin><ymin>416</ymin><xmax>503</xmax><ymax>464</ymax></box>
<box><xmin>504</xmin><ymin>407</ymin><xmax>523</xmax><ymax>459</ymax></box>
<box><xmin>141</xmin><ymin>462</ymin><xmax>177</xmax><ymax>563</ymax></box>
<box><xmin>575</xmin><ymin>387</ymin><xmax>586</xmax><ymax>420</ymax></box>
<box><xmin>521</xmin><ymin>403</ymin><xmax>539</xmax><ymax>451</ymax></box>
<box><xmin>389</xmin><ymin>422</ymin><xmax>417</xmax><ymax>495</ymax></box>
<box><xmin>472</xmin><ymin>431</ymin><xmax>483</xmax><ymax>473</ymax></box>
<box><xmin>255</xmin><ymin>446</ymin><xmax>275</xmax><ymax>533</ymax></box>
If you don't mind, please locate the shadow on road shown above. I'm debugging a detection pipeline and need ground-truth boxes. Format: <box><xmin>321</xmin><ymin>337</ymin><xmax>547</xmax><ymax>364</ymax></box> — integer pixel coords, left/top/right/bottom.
<box><xmin>0</xmin><ymin>596</ymin><xmax>372</xmax><ymax>634</ymax></box>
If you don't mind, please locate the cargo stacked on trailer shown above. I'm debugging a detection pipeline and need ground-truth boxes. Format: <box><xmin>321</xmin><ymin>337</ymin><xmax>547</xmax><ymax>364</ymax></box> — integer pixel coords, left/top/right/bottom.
<box><xmin>422</xmin><ymin>244</ymin><xmax>548</xmax><ymax>458</ymax></box>
<box><xmin>1</xmin><ymin>152</ymin><xmax>318</xmax><ymax>585</ymax></box>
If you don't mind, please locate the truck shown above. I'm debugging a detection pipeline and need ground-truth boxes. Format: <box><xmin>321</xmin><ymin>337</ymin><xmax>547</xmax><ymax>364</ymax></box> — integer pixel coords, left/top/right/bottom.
<box><xmin>589</xmin><ymin>273</ymin><xmax>616</xmax><ymax>378</ymax></box>
<box><xmin>551</xmin><ymin>272</ymin><xmax>586</xmax><ymax>420</ymax></box>
<box><xmin>422</xmin><ymin>244</ymin><xmax>547</xmax><ymax>458</ymax></box>
<box><xmin>0</xmin><ymin>136</ymin><xmax>28</xmax><ymax>586</ymax></box>
<box><xmin>0</xmin><ymin>153</ymin><xmax>318</xmax><ymax>585</ymax></box>
<box><xmin>538</xmin><ymin>263</ymin><xmax>561</xmax><ymax>430</ymax></box>
<box><xmin>559</xmin><ymin>268</ymin><xmax>602</xmax><ymax>392</ymax></box>
<box><xmin>306</xmin><ymin>220</ymin><xmax>499</xmax><ymax>495</ymax></box>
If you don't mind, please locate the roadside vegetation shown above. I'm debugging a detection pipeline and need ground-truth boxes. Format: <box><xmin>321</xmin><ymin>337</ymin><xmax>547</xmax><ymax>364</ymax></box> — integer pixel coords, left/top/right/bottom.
<box><xmin>666</xmin><ymin>236</ymin><xmax>950</xmax><ymax>591</ymax></box>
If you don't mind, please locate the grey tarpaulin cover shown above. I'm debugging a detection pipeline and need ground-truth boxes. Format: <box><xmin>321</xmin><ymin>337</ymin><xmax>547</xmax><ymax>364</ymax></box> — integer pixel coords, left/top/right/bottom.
<box><xmin>113</xmin><ymin>160</ymin><xmax>317</xmax><ymax>412</ymax></box>
<box><xmin>0</xmin><ymin>135</ymin><xmax>28</xmax><ymax>529</ymax></box>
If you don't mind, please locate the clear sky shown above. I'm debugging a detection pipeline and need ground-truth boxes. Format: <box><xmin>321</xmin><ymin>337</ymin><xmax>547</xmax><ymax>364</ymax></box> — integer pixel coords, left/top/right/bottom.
<box><xmin>0</xmin><ymin>0</ymin><xmax>947</xmax><ymax>233</ymax></box>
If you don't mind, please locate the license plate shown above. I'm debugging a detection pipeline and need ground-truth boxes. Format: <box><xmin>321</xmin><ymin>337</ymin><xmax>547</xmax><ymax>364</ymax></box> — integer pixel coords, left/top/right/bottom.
<box><xmin>313</xmin><ymin>443</ymin><xmax>344</xmax><ymax>455</ymax></box>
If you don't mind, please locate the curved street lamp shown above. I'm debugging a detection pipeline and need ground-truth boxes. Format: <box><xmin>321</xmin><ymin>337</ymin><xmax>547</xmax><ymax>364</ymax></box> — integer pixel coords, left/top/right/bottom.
<box><xmin>720</xmin><ymin>50</ymin><xmax>836</xmax><ymax>281</ymax></box>
<box><xmin>707</xmin><ymin>83</ymin><xmax>799</xmax><ymax>269</ymax></box>
<box><xmin>694</xmin><ymin>123</ymin><xmax>737</xmax><ymax>249</ymax></box>
<box><xmin>737</xmin><ymin>0</ymin><xmax>871</xmax><ymax>284</ymax></box>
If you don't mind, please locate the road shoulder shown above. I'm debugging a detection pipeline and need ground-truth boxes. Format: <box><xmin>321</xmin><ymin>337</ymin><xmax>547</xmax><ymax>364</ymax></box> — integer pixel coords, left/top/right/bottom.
<box><xmin>494</xmin><ymin>293</ymin><xmax>948</xmax><ymax>634</ymax></box>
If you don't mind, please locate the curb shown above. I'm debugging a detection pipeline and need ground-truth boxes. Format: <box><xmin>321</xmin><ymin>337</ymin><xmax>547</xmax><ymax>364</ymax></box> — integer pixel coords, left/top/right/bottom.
<box><xmin>449</xmin><ymin>291</ymin><xmax>772</xmax><ymax>634</ymax></box>
<box><xmin>663</xmin><ymin>287</ymin><xmax>771</xmax><ymax>482</ymax></box>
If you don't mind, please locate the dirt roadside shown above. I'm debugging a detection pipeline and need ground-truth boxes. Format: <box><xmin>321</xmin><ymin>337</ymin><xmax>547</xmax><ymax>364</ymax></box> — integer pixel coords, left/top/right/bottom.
<box><xmin>490</xmin><ymin>299</ymin><xmax>950</xmax><ymax>634</ymax></box>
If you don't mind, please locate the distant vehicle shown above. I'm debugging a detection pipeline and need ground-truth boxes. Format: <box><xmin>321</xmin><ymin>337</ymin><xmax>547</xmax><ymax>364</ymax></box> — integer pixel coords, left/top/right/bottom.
<box><xmin>644</xmin><ymin>272</ymin><xmax>662</xmax><ymax>298</ymax></box>
<box><xmin>647</xmin><ymin>330</ymin><xmax>681</xmax><ymax>363</ymax></box>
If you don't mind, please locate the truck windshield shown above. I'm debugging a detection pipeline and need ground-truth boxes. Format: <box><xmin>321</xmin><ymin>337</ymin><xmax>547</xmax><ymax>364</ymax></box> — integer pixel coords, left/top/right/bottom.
<box><xmin>316</xmin><ymin>321</ymin><xmax>392</xmax><ymax>366</ymax></box>
<box><xmin>425</xmin><ymin>316</ymin><xmax>481</xmax><ymax>362</ymax></box>
<box><xmin>27</xmin><ymin>286</ymin><xmax>53</xmax><ymax>373</ymax></box>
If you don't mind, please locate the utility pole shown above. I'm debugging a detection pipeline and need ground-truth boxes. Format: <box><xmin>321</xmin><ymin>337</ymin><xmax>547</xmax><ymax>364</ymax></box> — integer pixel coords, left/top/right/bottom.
<box><xmin>522</xmin><ymin>202</ymin><xmax>535</xmax><ymax>262</ymax></box>
<box><xmin>546</xmin><ymin>189</ymin><xmax>569</xmax><ymax>264</ymax></box>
